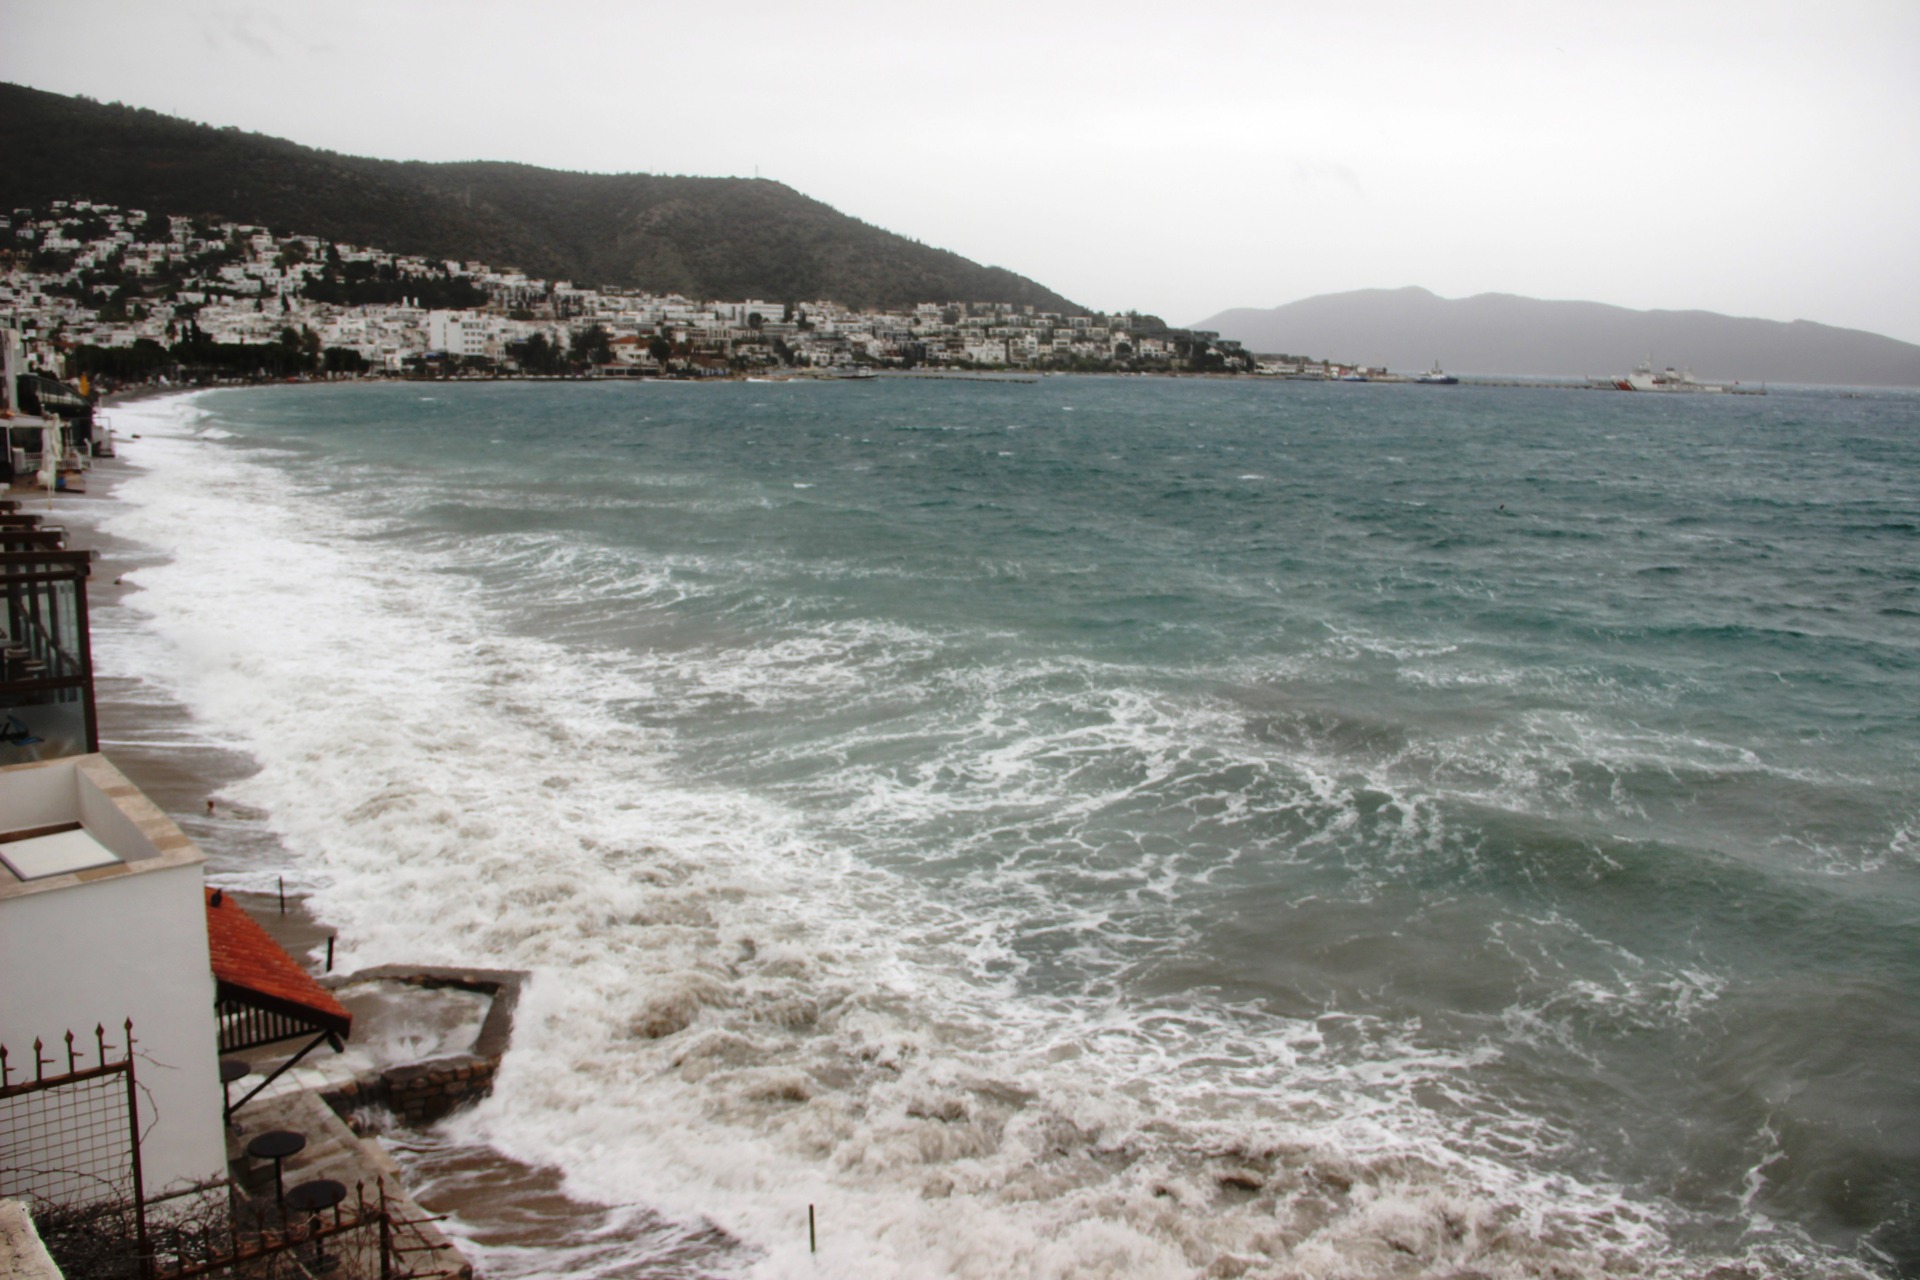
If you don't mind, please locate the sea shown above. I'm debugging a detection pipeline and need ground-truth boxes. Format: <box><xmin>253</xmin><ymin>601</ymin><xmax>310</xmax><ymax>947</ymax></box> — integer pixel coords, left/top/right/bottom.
<box><xmin>84</xmin><ymin>376</ymin><xmax>1917</xmax><ymax>1279</ymax></box>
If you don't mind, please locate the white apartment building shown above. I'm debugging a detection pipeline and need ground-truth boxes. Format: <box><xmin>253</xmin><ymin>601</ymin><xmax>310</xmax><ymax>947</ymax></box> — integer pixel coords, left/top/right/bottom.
<box><xmin>427</xmin><ymin>309</ymin><xmax>495</xmax><ymax>359</ymax></box>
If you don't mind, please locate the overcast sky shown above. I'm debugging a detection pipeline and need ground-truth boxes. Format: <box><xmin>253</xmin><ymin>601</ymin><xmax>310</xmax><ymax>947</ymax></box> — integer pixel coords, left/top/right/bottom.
<box><xmin>5</xmin><ymin>1</ymin><xmax>1917</xmax><ymax>343</ymax></box>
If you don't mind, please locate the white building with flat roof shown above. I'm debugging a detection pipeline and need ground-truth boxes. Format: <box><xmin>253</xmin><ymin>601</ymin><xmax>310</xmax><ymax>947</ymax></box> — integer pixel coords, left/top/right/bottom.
<box><xmin>0</xmin><ymin>755</ymin><xmax>226</xmax><ymax>1203</ymax></box>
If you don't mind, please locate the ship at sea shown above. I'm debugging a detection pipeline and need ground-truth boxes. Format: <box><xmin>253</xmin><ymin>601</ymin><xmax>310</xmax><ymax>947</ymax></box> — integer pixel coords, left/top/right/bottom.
<box><xmin>1601</xmin><ymin>359</ymin><xmax>1763</xmax><ymax>394</ymax></box>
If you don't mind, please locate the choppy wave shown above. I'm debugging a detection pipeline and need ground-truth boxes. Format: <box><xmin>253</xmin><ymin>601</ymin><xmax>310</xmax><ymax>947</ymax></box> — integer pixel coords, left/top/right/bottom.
<box><xmin>79</xmin><ymin>385</ymin><xmax>1916</xmax><ymax>1278</ymax></box>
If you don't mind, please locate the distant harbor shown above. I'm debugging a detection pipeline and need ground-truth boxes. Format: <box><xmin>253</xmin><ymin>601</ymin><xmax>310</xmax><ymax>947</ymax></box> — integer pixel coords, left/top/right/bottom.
<box><xmin>5</xmin><ymin>198</ymin><xmax>1771</xmax><ymax>395</ymax></box>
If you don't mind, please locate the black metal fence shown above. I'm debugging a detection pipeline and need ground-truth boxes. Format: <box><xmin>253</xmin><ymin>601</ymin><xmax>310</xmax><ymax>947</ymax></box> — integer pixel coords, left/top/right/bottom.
<box><xmin>151</xmin><ymin>1176</ymin><xmax>463</xmax><ymax>1280</ymax></box>
<box><xmin>3</xmin><ymin>1023</ymin><xmax>464</xmax><ymax>1278</ymax></box>
<box><xmin>1</xmin><ymin>1022</ymin><xmax>148</xmax><ymax>1247</ymax></box>
<box><xmin>29</xmin><ymin>1173</ymin><xmax>465</xmax><ymax>1279</ymax></box>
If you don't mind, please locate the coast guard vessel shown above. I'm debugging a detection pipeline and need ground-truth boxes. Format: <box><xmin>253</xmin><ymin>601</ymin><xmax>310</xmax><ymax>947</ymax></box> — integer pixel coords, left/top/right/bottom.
<box><xmin>1613</xmin><ymin>359</ymin><xmax>1722</xmax><ymax>393</ymax></box>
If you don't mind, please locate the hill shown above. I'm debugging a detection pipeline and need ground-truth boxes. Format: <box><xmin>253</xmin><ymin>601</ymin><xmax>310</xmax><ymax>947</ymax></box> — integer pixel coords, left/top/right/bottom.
<box><xmin>0</xmin><ymin>82</ymin><xmax>1080</xmax><ymax>313</ymax></box>
<box><xmin>1195</xmin><ymin>287</ymin><xmax>1920</xmax><ymax>387</ymax></box>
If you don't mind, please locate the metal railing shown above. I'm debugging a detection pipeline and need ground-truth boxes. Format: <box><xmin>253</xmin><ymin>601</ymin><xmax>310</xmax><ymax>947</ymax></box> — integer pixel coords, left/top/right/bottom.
<box><xmin>4</xmin><ymin>1022</ymin><xmax>464</xmax><ymax>1278</ymax></box>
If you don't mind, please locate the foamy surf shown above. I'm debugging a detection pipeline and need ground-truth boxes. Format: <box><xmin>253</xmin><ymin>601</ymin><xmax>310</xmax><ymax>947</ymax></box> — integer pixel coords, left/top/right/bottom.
<box><xmin>71</xmin><ymin>385</ymin><xmax>1911</xmax><ymax>1279</ymax></box>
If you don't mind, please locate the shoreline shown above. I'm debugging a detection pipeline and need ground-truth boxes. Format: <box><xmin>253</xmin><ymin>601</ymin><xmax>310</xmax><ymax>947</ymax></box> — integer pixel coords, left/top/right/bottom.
<box><xmin>59</xmin><ymin>436</ymin><xmax>343</xmax><ymax>971</ymax></box>
<box><xmin>62</xmin><ymin>414</ymin><xmax>636</xmax><ymax>1274</ymax></box>
<box><xmin>76</xmin><ymin>367</ymin><xmax>1785</xmax><ymax>400</ymax></box>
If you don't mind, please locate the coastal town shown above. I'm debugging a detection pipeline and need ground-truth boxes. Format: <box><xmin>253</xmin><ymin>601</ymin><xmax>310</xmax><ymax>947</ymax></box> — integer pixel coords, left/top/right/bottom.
<box><xmin>0</xmin><ymin>198</ymin><xmax>1356</xmax><ymax>385</ymax></box>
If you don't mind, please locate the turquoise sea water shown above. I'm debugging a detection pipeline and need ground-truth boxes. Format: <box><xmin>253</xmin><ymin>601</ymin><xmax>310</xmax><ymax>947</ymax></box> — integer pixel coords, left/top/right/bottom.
<box><xmin>101</xmin><ymin>379</ymin><xmax>1917</xmax><ymax>1278</ymax></box>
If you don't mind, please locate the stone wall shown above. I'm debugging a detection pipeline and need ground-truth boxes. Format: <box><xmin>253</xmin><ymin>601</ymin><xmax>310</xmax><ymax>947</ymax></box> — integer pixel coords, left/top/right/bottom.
<box><xmin>319</xmin><ymin>966</ymin><xmax>523</xmax><ymax>1127</ymax></box>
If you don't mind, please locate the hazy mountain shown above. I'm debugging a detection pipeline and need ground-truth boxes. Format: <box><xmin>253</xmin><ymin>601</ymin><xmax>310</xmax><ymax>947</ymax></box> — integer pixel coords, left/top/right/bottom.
<box><xmin>1195</xmin><ymin>287</ymin><xmax>1920</xmax><ymax>387</ymax></box>
<box><xmin>0</xmin><ymin>82</ymin><xmax>1080</xmax><ymax>313</ymax></box>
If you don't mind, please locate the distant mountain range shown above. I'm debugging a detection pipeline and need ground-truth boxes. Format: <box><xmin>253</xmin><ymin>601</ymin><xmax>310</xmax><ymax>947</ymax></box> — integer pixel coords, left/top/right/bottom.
<box><xmin>0</xmin><ymin>82</ymin><xmax>1079</xmax><ymax>313</ymax></box>
<box><xmin>1195</xmin><ymin>288</ymin><xmax>1920</xmax><ymax>387</ymax></box>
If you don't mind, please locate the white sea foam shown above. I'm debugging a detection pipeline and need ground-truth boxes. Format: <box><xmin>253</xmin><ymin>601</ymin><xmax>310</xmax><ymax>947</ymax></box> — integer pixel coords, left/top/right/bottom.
<box><xmin>78</xmin><ymin>391</ymin><xmax>1883</xmax><ymax>1279</ymax></box>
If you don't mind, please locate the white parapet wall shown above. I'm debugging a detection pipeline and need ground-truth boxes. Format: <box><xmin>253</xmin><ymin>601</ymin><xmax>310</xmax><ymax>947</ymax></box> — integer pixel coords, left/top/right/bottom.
<box><xmin>0</xmin><ymin>1199</ymin><xmax>63</xmax><ymax>1280</ymax></box>
<box><xmin>0</xmin><ymin>755</ymin><xmax>227</xmax><ymax>1201</ymax></box>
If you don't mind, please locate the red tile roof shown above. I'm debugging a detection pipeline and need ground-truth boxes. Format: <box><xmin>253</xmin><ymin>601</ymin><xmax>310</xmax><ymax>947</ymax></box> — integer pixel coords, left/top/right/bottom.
<box><xmin>204</xmin><ymin>888</ymin><xmax>352</xmax><ymax>1037</ymax></box>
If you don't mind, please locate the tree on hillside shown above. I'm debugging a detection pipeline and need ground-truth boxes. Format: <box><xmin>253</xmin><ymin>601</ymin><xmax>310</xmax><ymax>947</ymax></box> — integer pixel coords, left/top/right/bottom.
<box><xmin>572</xmin><ymin>323</ymin><xmax>613</xmax><ymax>367</ymax></box>
<box><xmin>323</xmin><ymin>346</ymin><xmax>370</xmax><ymax>374</ymax></box>
<box><xmin>0</xmin><ymin>84</ymin><xmax>1089</xmax><ymax>314</ymax></box>
<box><xmin>512</xmin><ymin>331</ymin><xmax>565</xmax><ymax>375</ymax></box>
<box><xmin>275</xmin><ymin>325</ymin><xmax>321</xmax><ymax>372</ymax></box>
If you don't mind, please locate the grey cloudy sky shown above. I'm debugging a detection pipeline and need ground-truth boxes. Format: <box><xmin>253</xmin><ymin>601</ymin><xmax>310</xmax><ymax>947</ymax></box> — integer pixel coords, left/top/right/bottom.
<box><xmin>5</xmin><ymin>0</ymin><xmax>1918</xmax><ymax>342</ymax></box>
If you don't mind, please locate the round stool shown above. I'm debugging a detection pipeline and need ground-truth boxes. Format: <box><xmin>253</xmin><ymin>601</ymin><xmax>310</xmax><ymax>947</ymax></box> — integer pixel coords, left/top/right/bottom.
<box><xmin>286</xmin><ymin>1179</ymin><xmax>347</xmax><ymax>1272</ymax></box>
<box><xmin>244</xmin><ymin>1129</ymin><xmax>305</xmax><ymax>1206</ymax></box>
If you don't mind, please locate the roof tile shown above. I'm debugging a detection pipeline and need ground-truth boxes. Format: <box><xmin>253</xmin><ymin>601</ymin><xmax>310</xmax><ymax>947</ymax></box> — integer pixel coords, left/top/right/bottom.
<box><xmin>204</xmin><ymin>888</ymin><xmax>351</xmax><ymax>1028</ymax></box>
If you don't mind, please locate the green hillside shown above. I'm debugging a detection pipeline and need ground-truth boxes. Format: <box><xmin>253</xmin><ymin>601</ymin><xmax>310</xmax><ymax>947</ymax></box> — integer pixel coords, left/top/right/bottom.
<box><xmin>0</xmin><ymin>83</ymin><xmax>1080</xmax><ymax>312</ymax></box>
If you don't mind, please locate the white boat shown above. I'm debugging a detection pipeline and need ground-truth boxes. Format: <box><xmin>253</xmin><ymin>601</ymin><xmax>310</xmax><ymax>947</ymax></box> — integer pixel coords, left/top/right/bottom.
<box><xmin>1415</xmin><ymin>361</ymin><xmax>1458</xmax><ymax>385</ymax></box>
<box><xmin>1614</xmin><ymin>360</ymin><xmax>1724</xmax><ymax>393</ymax></box>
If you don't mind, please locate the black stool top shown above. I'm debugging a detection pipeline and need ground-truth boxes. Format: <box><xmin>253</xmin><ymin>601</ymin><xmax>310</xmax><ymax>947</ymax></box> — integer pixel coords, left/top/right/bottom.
<box><xmin>220</xmin><ymin>1058</ymin><xmax>251</xmax><ymax>1084</ymax></box>
<box><xmin>246</xmin><ymin>1129</ymin><xmax>306</xmax><ymax>1161</ymax></box>
<box><xmin>285</xmin><ymin>1179</ymin><xmax>347</xmax><ymax>1214</ymax></box>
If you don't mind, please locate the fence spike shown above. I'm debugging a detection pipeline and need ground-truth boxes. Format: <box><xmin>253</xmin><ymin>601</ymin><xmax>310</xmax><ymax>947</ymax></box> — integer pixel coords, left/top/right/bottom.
<box><xmin>379</xmin><ymin>1179</ymin><xmax>395</xmax><ymax>1280</ymax></box>
<box><xmin>2</xmin><ymin>1041</ymin><xmax>11</xmax><ymax>1087</ymax></box>
<box><xmin>33</xmin><ymin>1037</ymin><xmax>45</xmax><ymax>1081</ymax></box>
<box><xmin>65</xmin><ymin>1027</ymin><xmax>77</xmax><ymax>1073</ymax></box>
<box><xmin>96</xmin><ymin>1023</ymin><xmax>108</xmax><ymax>1066</ymax></box>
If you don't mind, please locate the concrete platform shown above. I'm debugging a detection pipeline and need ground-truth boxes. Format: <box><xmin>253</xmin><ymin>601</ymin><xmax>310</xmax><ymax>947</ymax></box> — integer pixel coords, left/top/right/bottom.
<box><xmin>226</xmin><ymin>1087</ymin><xmax>474</xmax><ymax>1278</ymax></box>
